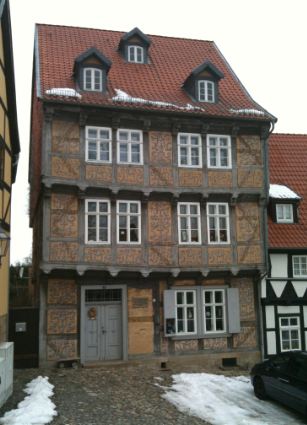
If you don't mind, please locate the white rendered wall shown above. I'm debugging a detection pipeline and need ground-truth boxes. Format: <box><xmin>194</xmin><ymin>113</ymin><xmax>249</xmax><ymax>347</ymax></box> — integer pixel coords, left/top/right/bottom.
<box><xmin>270</xmin><ymin>254</ymin><xmax>288</xmax><ymax>278</ymax></box>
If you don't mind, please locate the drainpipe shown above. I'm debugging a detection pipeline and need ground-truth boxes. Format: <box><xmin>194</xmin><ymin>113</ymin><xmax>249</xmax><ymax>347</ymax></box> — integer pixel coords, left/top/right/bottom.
<box><xmin>258</xmin><ymin>119</ymin><xmax>276</xmax><ymax>361</ymax></box>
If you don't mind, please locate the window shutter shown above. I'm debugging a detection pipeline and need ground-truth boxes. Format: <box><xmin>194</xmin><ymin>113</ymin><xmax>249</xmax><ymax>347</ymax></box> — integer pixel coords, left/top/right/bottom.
<box><xmin>227</xmin><ymin>288</ymin><xmax>240</xmax><ymax>333</ymax></box>
<box><xmin>163</xmin><ymin>290</ymin><xmax>176</xmax><ymax>337</ymax></box>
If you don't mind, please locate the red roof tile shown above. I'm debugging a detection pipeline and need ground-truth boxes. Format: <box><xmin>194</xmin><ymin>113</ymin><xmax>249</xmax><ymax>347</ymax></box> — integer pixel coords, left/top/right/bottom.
<box><xmin>36</xmin><ymin>24</ymin><xmax>275</xmax><ymax>121</ymax></box>
<box><xmin>268</xmin><ymin>134</ymin><xmax>307</xmax><ymax>248</ymax></box>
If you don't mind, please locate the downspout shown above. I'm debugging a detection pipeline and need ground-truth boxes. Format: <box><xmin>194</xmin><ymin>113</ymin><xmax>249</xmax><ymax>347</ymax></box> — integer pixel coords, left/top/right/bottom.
<box><xmin>258</xmin><ymin>119</ymin><xmax>276</xmax><ymax>360</ymax></box>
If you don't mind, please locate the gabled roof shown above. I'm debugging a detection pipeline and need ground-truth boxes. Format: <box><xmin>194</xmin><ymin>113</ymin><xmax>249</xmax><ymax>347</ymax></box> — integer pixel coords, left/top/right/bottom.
<box><xmin>74</xmin><ymin>47</ymin><xmax>112</xmax><ymax>73</ymax></box>
<box><xmin>35</xmin><ymin>23</ymin><xmax>276</xmax><ymax>121</ymax></box>
<box><xmin>268</xmin><ymin>134</ymin><xmax>307</xmax><ymax>248</ymax></box>
<box><xmin>118</xmin><ymin>27</ymin><xmax>151</xmax><ymax>48</ymax></box>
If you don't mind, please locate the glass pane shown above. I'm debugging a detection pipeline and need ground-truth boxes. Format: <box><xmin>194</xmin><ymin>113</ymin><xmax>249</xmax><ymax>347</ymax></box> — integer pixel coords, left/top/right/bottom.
<box><xmin>220</xmin><ymin>229</ymin><xmax>228</xmax><ymax>242</ymax></box>
<box><xmin>292</xmin><ymin>340</ymin><xmax>299</xmax><ymax>349</ymax></box>
<box><xmin>181</xmin><ymin>230</ymin><xmax>188</xmax><ymax>242</ymax></box>
<box><xmin>179</xmin><ymin>204</ymin><xmax>187</xmax><ymax>215</ymax></box>
<box><xmin>190</xmin><ymin>205</ymin><xmax>198</xmax><ymax>215</ymax></box>
<box><xmin>220</xmin><ymin>149</ymin><xmax>228</xmax><ymax>166</ymax></box>
<box><xmin>99</xmin><ymin>228</ymin><xmax>108</xmax><ymax>242</ymax></box>
<box><xmin>99</xmin><ymin>202</ymin><xmax>108</xmax><ymax>213</ymax></box>
<box><xmin>129</xmin><ymin>47</ymin><xmax>135</xmax><ymax>61</ymax></box>
<box><xmin>219</xmin><ymin>137</ymin><xmax>228</xmax><ymax>146</ymax></box>
<box><xmin>206</xmin><ymin>319</ymin><xmax>212</xmax><ymax>331</ymax></box>
<box><xmin>118</xmin><ymin>203</ymin><xmax>127</xmax><ymax>213</ymax></box>
<box><xmin>191</xmin><ymin>136</ymin><xmax>199</xmax><ymax>146</ymax></box>
<box><xmin>215</xmin><ymin>291</ymin><xmax>223</xmax><ymax>303</ymax></box>
<box><xmin>209</xmin><ymin>148</ymin><xmax>217</xmax><ymax>166</ymax></box>
<box><xmin>88</xmin><ymin>215</ymin><xmax>96</xmax><ymax>227</ymax></box>
<box><xmin>215</xmin><ymin>306</ymin><xmax>223</xmax><ymax>319</ymax></box>
<box><xmin>130</xmin><ymin>203</ymin><xmax>139</xmax><ymax>213</ymax></box>
<box><xmin>137</xmin><ymin>47</ymin><xmax>143</xmax><ymax>62</ymax></box>
<box><xmin>209</xmin><ymin>217</ymin><xmax>216</xmax><ymax>230</ymax></box>
<box><xmin>119</xmin><ymin>216</ymin><xmax>127</xmax><ymax>227</ymax></box>
<box><xmin>282</xmin><ymin>330</ymin><xmax>289</xmax><ymax>339</ymax></box>
<box><xmin>87</xmin><ymin>228</ymin><xmax>96</xmax><ymax>242</ymax></box>
<box><xmin>209</xmin><ymin>137</ymin><xmax>217</xmax><ymax>146</ymax></box>
<box><xmin>99</xmin><ymin>142</ymin><xmax>109</xmax><ymax>161</ymax></box>
<box><xmin>280</xmin><ymin>318</ymin><xmax>289</xmax><ymax>327</ymax></box>
<box><xmin>208</xmin><ymin>204</ymin><xmax>216</xmax><ymax>215</ymax></box>
<box><xmin>191</xmin><ymin>148</ymin><xmax>199</xmax><ymax>165</ymax></box>
<box><xmin>99</xmin><ymin>215</ymin><xmax>107</xmax><ymax>227</ymax></box>
<box><xmin>205</xmin><ymin>292</ymin><xmax>212</xmax><ymax>304</ymax></box>
<box><xmin>218</xmin><ymin>205</ymin><xmax>226</xmax><ymax>215</ymax></box>
<box><xmin>187</xmin><ymin>320</ymin><xmax>195</xmax><ymax>332</ymax></box>
<box><xmin>88</xmin><ymin>128</ymin><xmax>97</xmax><ymax>139</ymax></box>
<box><xmin>177</xmin><ymin>292</ymin><xmax>183</xmax><ymax>305</ymax></box>
<box><xmin>130</xmin><ymin>227</ymin><xmax>138</xmax><ymax>242</ymax></box>
<box><xmin>179</xmin><ymin>135</ymin><xmax>188</xmax><ymax>145</ymax></box>
<box><xmin>177</xmin><ymin>320</ymin><xmax>184</xmax><ymax>333</ymax></box>
<box><xmin>291</xmin><ymin>330</ymin><xmax>299</xmax><ymax>339</ymax></box>
<box><xmin>180</xmin><ymin>217</ymin><xmax>188</xmax><ymax>230</ymax></box>
<box><xmin>131</xmin><ymin>132</ymin><xmax>140</xmax><ymax>142</ymax></box>
<box><xmin>282</xmin><ymin>341</ymin><xmax>290</xmax><ymax>350</ymax></box>
<box><xmin>186</xmin><ymin>292</ymin><xmax>194</xmax><ymax>304</ymax></box>
<box><xmin>191</xmin><ymin>230</ymin><xmax>199</xmax><ymax>242</ymax></box>
<box><xmin>119</xmin><ymin>228</ymin><xmax>127</xmax><ymax>242</ymax></box>
<box><xmin>210</xmin><ymin>229</ymin><xmax>217</xmax><ymax>242</ymax></box>
<box><xmin>87</xmin><ymin>202</ymin><xmax>97</xmax><ymax>212</ymax></box>
<box><xmin>219</xmin><ymin>217</ymin><xmax>227</xmax><ymax>229</ymax></box>
<box><xmin>118</xmin><ymin>131</ymin><xmax>128</xmax><ymax>141</ymax></box>
<box><xmin>290</xmin><ymin>318</ymin><xmax>298</xmax><ymax>326</ymax></box>
<box><xmin>120</xmin><ymin>144</ymin><xmax>128</xmax><ymax>162</ymax></box>
<box><xmin>177</xmin><ymin>307</ymin><xmax>183</xmax><ymax>319</ymax></box>
<box><xmin>99</xmin><ymin>129</ymin><xmax>110</xmax><ymax>140</ymax></box>
<box><xmin>130</xmin><ymin>216</ymin><xmax>139</xmax><ymax>228</ymax></box>
<box><xmin>216</xmin><ymin>319</ymin><xmax>224</xmax><ymax>331</ymax></box>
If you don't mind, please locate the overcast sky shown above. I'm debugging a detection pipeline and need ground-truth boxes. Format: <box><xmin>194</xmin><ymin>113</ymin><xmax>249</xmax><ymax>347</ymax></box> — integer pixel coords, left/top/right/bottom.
<box><xmin>9</xmin><ymin>0</ymin><xmax>307</xmax><ymax>264</ymax></box>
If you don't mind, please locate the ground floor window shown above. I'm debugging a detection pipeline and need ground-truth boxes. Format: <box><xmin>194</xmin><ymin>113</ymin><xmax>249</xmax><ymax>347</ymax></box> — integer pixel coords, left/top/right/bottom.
<box><xmin>175</xmin><ymin>290</ymin><xmax>197</xmax><ymax>334</ymax></box>
<box><xmin>203</xmin><ymin>289</ymin><xmax>226</xmax><ymax>333</ymax></box>
<box><xmin>279</xmin><ymin>316</ymin><xmax>301</xmax><ymax>351</ymax></box>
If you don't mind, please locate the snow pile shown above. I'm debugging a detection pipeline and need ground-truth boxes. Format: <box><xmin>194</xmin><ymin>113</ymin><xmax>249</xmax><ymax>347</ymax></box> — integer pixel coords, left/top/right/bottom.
<box><xmin>45</xmin><ymin>88</ymin><xmax>82</xmax><ymax>98</ymax></box>
<box><xmin>230</xmin><ymin>108</ymin><xmax>266</xmax><ymax>116</ymax></box>
<box><xmin>270</xmin><ymin>184</ymin><xmax>300</xmax><ymax>199</ymax></box>
<box><xmin>112</xmin><ymin>89</ymin><xmax>204</xmax><ymax>111</ymax></box>
<box><xmin>0</xmin><ymin>376</ymin><xmax>57</xmax><ymax>425</ymax></box>
<box><xmin>163</xmin><ymin>373</ymin><xmax>304</xmax><ymax>425</ymax></box>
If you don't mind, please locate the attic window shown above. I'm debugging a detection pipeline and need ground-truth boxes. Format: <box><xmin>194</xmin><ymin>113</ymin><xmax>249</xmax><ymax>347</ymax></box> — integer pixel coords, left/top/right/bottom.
<box><xmin>276</xmin><ymin>204</ymin><xmax>293</xmax><ymax>223</ymax></box>
<box><xmin>128</xmin><ymin>46</ymin><xmax>144</xmax><ymax>63</ymax></box>
<box><xmin>198</xmin><ymin>80</ymin><xmax>215</xmax><ymax>102</ymax></box>
<box><xmin>83</xmin><ymin>68</ymin><xmax>103</xmax><ymax>91</ymax></box>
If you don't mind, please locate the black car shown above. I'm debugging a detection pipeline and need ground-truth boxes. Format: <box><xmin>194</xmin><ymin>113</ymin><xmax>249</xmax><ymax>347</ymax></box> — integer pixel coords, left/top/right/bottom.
<box><xmin>251</xmin><ymin>351</ymin><xmax>307</xmax><ymax>415</ymax></box>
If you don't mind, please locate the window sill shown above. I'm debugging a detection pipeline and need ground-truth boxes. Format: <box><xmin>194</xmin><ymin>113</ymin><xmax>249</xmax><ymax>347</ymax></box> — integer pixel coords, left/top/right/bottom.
<box><xmin>166</xmin><ymin>333</ymin><xmax>230</xmax><ymax>340</ymax></box>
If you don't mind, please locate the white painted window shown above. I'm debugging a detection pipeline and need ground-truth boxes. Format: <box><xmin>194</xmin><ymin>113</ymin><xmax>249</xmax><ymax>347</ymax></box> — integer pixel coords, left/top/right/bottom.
<box><xmin>198</xmin><ymin>80</ymin><xmax>215</xmax><ymax>102</ymax></box>
<box><xmin>83</xmin><ymin>68</ymin><xmax>103</xmax><ymax>91</ymax></box>
<box><xmin>207</xmin><ymin>203</ymin><xmax>230</xmax><ymax>244</ymax></box>
<box><xmin>177</xmin><ymin>202</ymin><xmax>201</xmax><ymax>244</ymax></box>
<box><xmin>175</xmin><ymin>290</ymin><xmax>197</xmax><ymax>335</ymax></box>
<box><xmin>279</xmin><ymin>316</ymin><xmax>301</xmax><ymax>351</ymax></box>
<box><xmin>117</xmin><ymin>201</ymin><xmax>141</xmax><ymax>244</ymax></box>
<box><xmin>207</xmin><ymin>135</ymin><xmax>231</xmax><ymax>168</ymax></box>
<box><xmin>85</xmin><ymin>199</ymin><xmax>110</xmax><ymax>244</ymax></box>
<box><xmin>293</xmin><ymin>255</ymin><xmax>307</xmax><ymax>277</ymax></box>
<box><xmin>128</xmin><ymin>45</ymin><xmax>144</xmax><ymax>63</ymax></box>
<box><xmin>86</xmin><ymin>127</ymin><xmax>111</xmax><ymax>163</ymax></box>
<box><xmin>117</xmin><ymin>129</ymin><xmax>143</xmax><ymax>164</ymax></box>
<box><xmin>276</xmin><ymin>204</ymin><xmax>293</xmax><ymax>223</ymax></box>
<box><xmin>203</xmin><ymin>289</ymin><xmax>226</xmax><ymax>333</ymax></box>
<box><xmin>178</xmin><ymin>133</ymin><xmax>202</xmax><ymax>167</ymax></box>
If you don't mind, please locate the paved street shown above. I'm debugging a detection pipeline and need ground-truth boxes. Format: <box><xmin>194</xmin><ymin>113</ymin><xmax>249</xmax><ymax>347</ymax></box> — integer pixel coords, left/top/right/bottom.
<box><xmin>0</xmin><ymin>362</ymin><xmax>212</xmax><ymax>424</ymax></box>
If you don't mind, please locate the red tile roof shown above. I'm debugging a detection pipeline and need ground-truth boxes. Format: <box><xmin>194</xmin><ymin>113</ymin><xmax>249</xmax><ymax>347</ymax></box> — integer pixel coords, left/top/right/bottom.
<box><xmin>36</xmin><ymin>24</ymin><xmax>275</xmax><ymax>121</ymax></box>
<box><xmin>268</xmin><ymin>134</ymin><xmax>307</xmax><ymax>248</ymax></box>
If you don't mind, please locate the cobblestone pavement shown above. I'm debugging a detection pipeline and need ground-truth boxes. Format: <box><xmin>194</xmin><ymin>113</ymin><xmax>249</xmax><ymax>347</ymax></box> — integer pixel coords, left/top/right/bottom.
<box><xmin>0</xmin><ymin>362</ymin><xmax>247</xmax><ymax>425</ymax></box>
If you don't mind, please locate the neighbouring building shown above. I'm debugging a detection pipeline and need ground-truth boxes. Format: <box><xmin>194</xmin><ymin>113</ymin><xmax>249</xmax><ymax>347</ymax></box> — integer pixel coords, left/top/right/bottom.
<box><xmin>262</xmin><ymin>134</ymin><xmax>307</xmax><ymax>356</ymax></box>
<box><xmin>0</xmin><ymin>0</ymin><xmax>20</xmax><ymax>407</ymax></box>
<box><xmin>29</xmin><ymin>25</ymin><xmax>276</xmax><ymax>367</ymax></box>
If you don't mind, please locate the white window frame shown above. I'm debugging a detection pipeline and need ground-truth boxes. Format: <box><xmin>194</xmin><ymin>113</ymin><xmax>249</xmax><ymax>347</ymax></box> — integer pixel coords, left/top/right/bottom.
<box><xmin>117</xmin><ymin>129</ymin><xmax>143</xmax><ymax>165</ymax></box>
<box><xmin>128</xmin><ymin>45</ymin><xmax>144</xmax><ymax>63</ymax></box>
<box><xmin>83</xmin><ymin>67</ymin><xmax>103</xmax><ymax>92</ymax></box>
<box><xmin>85</xmin><ymin>126</ymin><xmax>112</xmax><ymax>163</ymax></box>
<box><xmin>177</xmin><ymin>202</ymin><xmax>201</xmax><ymax>245</ymax></box>
<box><xmin>207</xmin><ymin>135</ymin><xmax>232</xmax><ymax>169</ymax></box>
<box><xmin>292</xmin><ymin>255</ymin><xmax>307</xmax><ymax>277</ymax></box>
<box><xmin>276</xmin><ymin>204</ymin><xmax>294</xmax><ymax>223</ymax></box>
<box><xmin>198</xmin><ymin>80</ymin><xmax>215</xmax><ymax>103</ymax></box>
<box><xmin>175</xmin><ymin>290</ymin><xmax>197</xmax><ymax>335</ymax></box>
<box><xmin>177</xmin><ymin>133</ymin><xmax>202</xmax><ymax>168</ymax></box>
<box><xmin>203</xmin><ymin>289</ymin><xmax>226</xmax><ymax>333</ymax></box>
<box><xmin>207</xmin><ymin>202</ymin><xmax>230</xmax><ymax>244</ymax></box>
<box><xmin>85</xmin><ymin>199</ymin><xmax>111</xmax><ymax>244</ymax></box>
<box><xmin>116</xmin><ymin>200</ymin><xmax>141</xmax><ymax>244</ymax></box>
<box><xmin>279</xmin><ymin>316</ymin><xmax>301</xmax><ymax>352</ymax></box>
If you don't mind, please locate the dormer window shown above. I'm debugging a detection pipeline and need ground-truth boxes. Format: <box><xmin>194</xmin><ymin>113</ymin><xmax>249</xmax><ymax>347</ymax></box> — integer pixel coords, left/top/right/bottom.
<box><xmin>128</xmin><ymin>45</ymin><xmax>144</xmax><ymax>63</ymax></box>
<box><xmin>276</xmin><ymin>204</ymin><xmax>293</xmax><ymax>223</ymax></box>
<box><xmin>83</xmin><ymin>68</ymin><xmax>103</xmax><ymax>91</ymax></box>
<box><xmin>198</xmin><ymin>80</ymin><xmax>215</xmax><ymax>102</ymax></box>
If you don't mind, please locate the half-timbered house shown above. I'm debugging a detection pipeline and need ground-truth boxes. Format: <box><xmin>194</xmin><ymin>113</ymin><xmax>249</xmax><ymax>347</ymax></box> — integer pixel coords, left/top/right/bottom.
<box><xmin>29</xmin><ymin>25</ymin><xmax>276</xmax><ymax>366</ymax></box>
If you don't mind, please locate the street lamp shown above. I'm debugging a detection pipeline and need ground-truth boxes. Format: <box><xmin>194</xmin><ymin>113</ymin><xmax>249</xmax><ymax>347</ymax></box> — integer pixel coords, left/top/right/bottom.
<box><xmin>0</xmin><ymin>226</ymin><xmax>10</xmax><ymax>265</ymax></box>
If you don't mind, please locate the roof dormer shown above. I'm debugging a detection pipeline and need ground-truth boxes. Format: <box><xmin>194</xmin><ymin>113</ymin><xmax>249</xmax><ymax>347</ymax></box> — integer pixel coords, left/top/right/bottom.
<box><xmin>118</xmin><ymin>27</ymin><xmax>151</xmax><ymax>64</ymax></box>
<box><xmin>74</xmin><ymin>47</ymin><xmax>112</xmax><ymax>93</ymax></box>
<box><xmin>183</xmin><ymin>60</ymin><xmax>224</xmax><ymax>103</ymax></box>
<box><xmin>269</xmin><ymin>184</ymin><xmax>301</xmax><ymax>224</ymax></box>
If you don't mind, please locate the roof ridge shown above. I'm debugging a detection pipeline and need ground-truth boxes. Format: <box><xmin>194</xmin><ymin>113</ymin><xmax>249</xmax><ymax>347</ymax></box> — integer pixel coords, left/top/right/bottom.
<box><xmin>271</xmin><ymin>132</ymin><xmax>307</xmax><ymax>137</ymax></box>
<box><xmin>35</xmin><ymin>23</ymin><xmax>215</xmax><ymax>44</ymax></box>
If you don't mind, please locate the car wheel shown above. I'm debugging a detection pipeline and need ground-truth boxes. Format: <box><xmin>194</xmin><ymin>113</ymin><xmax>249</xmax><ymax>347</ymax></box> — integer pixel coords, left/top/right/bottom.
<box><xmin>253</xmin><ymin>376</ymin><xmax>267</xmax><ymax>400</ymax></box>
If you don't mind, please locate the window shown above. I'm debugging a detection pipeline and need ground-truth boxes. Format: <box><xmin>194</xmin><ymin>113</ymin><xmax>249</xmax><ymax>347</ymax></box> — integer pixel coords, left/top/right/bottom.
<box><xmin>175</xmin><ymin>290</ymin><xmax>197</xmax><ymax>335</ymax></box>
<box><xmin>117</xmin><ymin>201</ymin><xmax>141</xmax><ymax>244</ymax></box>
<box><xmin>207</xmin><ymin>203</ymin><xmax>230</xmax><ymax>244</ymax></box>
<box><xmin>279</xmin><ymin>316</ymin><xmax>301</xmax><ymax>351</ymax></box>
<box><xmin>128</xmin><ymin>45</ymin><xmax>144</xmax><ymax>63</ymax></box>
<box><xmin>83</xmin><ymin>67</ymin><xmax>103</xmax><ymax>91</ymax></box>
<box><xmin>204</xmin><ymin>289</ymin><xmax>226</xmax><ymax>333</ymax></box>
<box><xmin>86</xmin><ymin>127</ymin><xmax>111</xmax><ymax>163</ymax></box>
<box><xmin>85</xmin><ymin>200</ymin><xmax>110</xmax><ymax>244</ymax></box>
<box><xmin>177</xmin><ymin>202</ymin><xmax>201</xmax><ymax>244</ymax></box>
<box><xmin>178</xmin><ymin>133</ymin><xmax>202</xmax><ymax>167</ymax></box>
<box><xmin>117</xmin><ymin>129</ymin><xmax>143</xmax><ymax>164</ymax></box>
<box><xmin>276</xmin><ymin>204</ymin><xmax>293</xmax><ymax>223</ymax></box>
<box><xmin>198</xmin><ymin>80</ymin><xmax>215</xmax><ymax>102</ymax></box>
<box><xmin>207</xmin><ymin>135</ymin><xmax>231</xmax><ymax>168</ymax></box>
<box><xmin>293</xmin><ymin>255</ymin><xmax>307</xmax><ymax>277</ymax></box>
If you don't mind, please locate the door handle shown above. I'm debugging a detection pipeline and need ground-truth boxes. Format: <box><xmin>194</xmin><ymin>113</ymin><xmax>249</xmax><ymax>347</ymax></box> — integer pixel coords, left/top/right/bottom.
<box><xmin>278</xmin><ymin>378</ymin><xmax>289</xmax><ymax>383</ymax></box>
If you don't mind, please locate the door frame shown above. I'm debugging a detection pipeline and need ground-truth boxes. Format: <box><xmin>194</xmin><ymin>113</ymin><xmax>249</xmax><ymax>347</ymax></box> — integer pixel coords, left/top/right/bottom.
<box><xmin>80</xmin><ymin>284</ymin><xmax>128</xmax><ymax>364</ymax></box>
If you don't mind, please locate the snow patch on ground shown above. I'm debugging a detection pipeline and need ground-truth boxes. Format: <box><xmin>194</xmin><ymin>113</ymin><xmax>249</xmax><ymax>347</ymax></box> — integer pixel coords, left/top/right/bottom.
<box><xmin>270</xmin><ymin>184</ymin><xmax>300</xmax><ymax>199</ymax></box>
<box><xmin>163</xmin><ymin>373</ymin><xmax>304</xmax><ymax>425</ymax></box>
<box><xmin>112</xmin><ymin>89</ymin><xmax>204</xmax><ymax>111</ymax></box>
<box><xmin>45</xmin><ymin>88</ymin><xmax>82</xmax><ymax>98</ymax></box>
<box><xmin>0</xmin><ymin>376</ymin><xmax>57</xmax><ymax>425</ymax></box>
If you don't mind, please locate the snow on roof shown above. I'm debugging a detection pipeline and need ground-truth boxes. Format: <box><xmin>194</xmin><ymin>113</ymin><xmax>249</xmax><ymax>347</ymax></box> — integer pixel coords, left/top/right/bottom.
<box><xmin>229</xmin><ymin>108</ymin><xmax>266</xmax><ymax>116</ymax></box>
<box><xmin>45</xmin><ymin>88</ymin><xmax>82</xmax><ymax>98</ymax></box>
<box><xmin>112</xmin><ymin>89</ymin><xmax>204</xmax><ymax>111</ymax></box>
<box><xmin>269</xmin><ymin>184</ymin><xmax>301</xmax><ymax>199</ymax></box>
